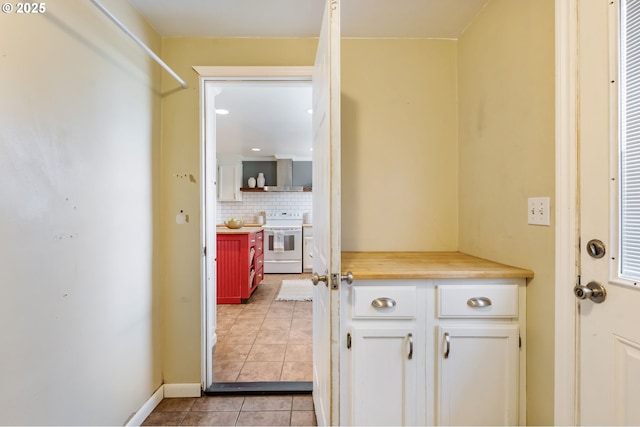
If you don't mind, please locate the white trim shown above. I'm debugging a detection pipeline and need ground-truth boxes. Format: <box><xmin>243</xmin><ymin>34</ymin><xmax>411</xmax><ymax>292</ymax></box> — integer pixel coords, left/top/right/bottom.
<box><xmin>198</xmin><ymin>72</ymin><xmax>218</xmax><ymax>391</ymax></box>
<box><xmin>125</xmin><ymin>386</ymin><xmax>164</xmax><ymax>426</ymax></box>
<box><xmin>193</xmin><ymin>65</ymin><xmax>313</xmax><ymax>79</ymax></box>
<box><xmin>199</xmin><ymin>69</ymin><xmax>208</xmax><ymax>396</ymax></box>
<box><xmin>125</xmin><ymin>382</ymin><xmax>202</xmax><ymax>426</ymax></box>
<box><xmin>163</xmin><ymin>383</ymin><xmax>202</xmax><ymax>398</ymax></box>
<box><xmin>554</xmin><ymin>0</ymin><xmax>579</xmax><ymax>425</ymax></box>
<box><xmin>193</xmin><ymin>66</ymin><xmax>314</xmax><ymax>392</ymax></box>
<box><xmin>609</xmin><ymin>0</ymin><xmax>640</xmax><ymax>290</ymax></box>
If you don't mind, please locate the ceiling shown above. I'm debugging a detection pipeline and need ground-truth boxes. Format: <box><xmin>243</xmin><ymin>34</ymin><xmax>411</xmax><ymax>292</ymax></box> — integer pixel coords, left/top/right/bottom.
<box><xmin>214</xmin><ymin>82</ymin><xmax>313</xmax><ymax>160</ymax></box>
<box><xmin>127</xmin><ymin>0</ymin><xmax>488</xmax><ymax>39</ymax></box>
<box><xmin>126</xmin><ymin>0</ymin><xmax>488</xmax><ymax>159</ymax></box>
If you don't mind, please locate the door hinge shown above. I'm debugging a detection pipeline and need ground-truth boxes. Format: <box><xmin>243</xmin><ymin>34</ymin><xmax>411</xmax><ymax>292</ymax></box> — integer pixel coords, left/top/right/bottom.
<box><xmin>347</xmin><ymin>332</ymin><xmax>352</xmax><ymax>349</ymax></box>
<box><xmin>204</xmin><ymin>246</ymin><xmax>206</xmax><ymax>257</ymax></box>
<box><xmin>519</xmin><ymin>335</ymin><xmax>522</xmax><ymax>349</ymax></box>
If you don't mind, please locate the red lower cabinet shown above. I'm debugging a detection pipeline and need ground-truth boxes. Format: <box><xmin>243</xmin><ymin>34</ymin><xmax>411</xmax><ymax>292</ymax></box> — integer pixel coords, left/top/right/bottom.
<box><xmin>216</xmin><ymin>229</ymin><xmax>264</xmax><ymax>304</ymax></box>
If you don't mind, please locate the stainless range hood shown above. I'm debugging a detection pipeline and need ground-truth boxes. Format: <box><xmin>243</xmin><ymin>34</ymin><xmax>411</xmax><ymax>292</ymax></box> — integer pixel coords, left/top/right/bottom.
<box><xmin>263</xmin><ymin>159</ymin><xmax>304</xmax><ymax>192</ymax></box>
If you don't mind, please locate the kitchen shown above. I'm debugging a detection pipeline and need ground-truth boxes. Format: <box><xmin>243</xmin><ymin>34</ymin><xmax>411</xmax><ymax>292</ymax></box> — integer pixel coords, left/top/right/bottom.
<box><xmin>213</xmin><ymin>82</ymin><xmax>315</xmax><ymax>386</ymax></box>
<box><xmin>218</xmin><ymin>160</ymin><xmax>313</xmax><ymax>276</ymax></box>
<box><xmin>215</xmin><ymin>82</ymin><xmax>314</xmax><ymax>277</ymax></box>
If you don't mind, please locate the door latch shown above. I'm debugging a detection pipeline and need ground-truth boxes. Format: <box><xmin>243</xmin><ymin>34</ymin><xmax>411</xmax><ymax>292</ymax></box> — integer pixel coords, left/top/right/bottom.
<box><xmin>574</xmin><ymin>281</ymin><xmax>607</xmax><ymax>303</ymax></box>
<box><xmin>586</xmin><ymin>239</ymin><xmax>606</xmax><ymax>259</ymax></box>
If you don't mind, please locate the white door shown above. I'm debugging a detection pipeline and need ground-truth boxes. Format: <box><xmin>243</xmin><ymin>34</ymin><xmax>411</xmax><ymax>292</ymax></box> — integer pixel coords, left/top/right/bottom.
<box><xmin>312</xmin><ymin>0</ymin><xmax>341</xmax><ymax>425</ymax></box>
<box><xmin>577</xmin><ymin>0</ymin><xmax>640</xmax><ymax>424</ymax></box>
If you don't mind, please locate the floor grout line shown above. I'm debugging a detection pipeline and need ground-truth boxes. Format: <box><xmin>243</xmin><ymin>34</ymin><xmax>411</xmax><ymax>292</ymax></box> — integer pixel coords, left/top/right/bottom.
<box><xmin>214</xmin><ymin>273</ymin><xmax>312</xmax><ymax>383</ymax></box>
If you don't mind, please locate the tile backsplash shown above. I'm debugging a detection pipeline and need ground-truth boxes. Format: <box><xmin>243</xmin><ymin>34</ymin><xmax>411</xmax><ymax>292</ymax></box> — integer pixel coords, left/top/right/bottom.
<box><xmin>217</xmin><ymin>192</ymin><xmax>313</xmax><ymax>223</ymax></box>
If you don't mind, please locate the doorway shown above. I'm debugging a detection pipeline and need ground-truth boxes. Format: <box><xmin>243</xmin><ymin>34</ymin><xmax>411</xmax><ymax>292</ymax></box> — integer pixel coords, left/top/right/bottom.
<box><xmin>194</xmin><ymin>66</ymin><xmax>315</xmax><ymax>393</ymax></box>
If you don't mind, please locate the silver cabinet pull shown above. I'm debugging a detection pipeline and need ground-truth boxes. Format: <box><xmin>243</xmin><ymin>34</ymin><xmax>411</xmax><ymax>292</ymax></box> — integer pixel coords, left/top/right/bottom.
<box><xmin>407</xmin><ymin>333</ymin><xmax>413</xmax><ymax>360</ymax></box>
<box><xmin>467</xmin><ymin>296</ymin><xmax>492</xmax><ymax>307</ymax></box>
<box><xmin>444</xmin><ymin>332</ymin><xmax>450</xmax><ymax>359</ymax></box>
<box><xmin>371</xmin><ymin>297</ymin><xmax>396</xmax><ymax>309</ymax></box>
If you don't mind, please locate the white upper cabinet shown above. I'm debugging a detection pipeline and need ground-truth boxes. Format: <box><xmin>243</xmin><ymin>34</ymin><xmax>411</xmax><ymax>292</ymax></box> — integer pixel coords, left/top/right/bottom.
<box><xmin>217</xmin><ymin>161</ymin><xmax>242</xmax><ymax>202</ymax></box>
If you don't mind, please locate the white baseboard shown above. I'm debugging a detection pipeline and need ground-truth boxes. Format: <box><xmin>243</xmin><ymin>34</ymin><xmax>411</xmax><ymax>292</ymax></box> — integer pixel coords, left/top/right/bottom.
<box><xmin>163</xmin><ymin>383</ymin><xmax>202</xmax><ymax>398</ymax></box>
<box><xmin>125</xmin><ymin>382</ymin><xmax>202</xmax><ymax>426</ymax></box>
<box><xmin>126</xmin><ymin>385</ymin><xmax>164</xmax><ymax>426</ymax></box>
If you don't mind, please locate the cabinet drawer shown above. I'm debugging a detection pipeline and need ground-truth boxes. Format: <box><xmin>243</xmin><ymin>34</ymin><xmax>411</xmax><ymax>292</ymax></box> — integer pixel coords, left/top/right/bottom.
<box><xmin>254</xmin><ymin>231</ymin><xmax>264</xmax><ymax>255</ymax></box>
<box><xmin>256</xmin><ymin>267</ymin><xmax>264</xmax><ymax>285</ymax></box>
<box><xmin>353</xmin><ymin>286</ymin><xmax>417</xmax><ymax>319</ymax></box>
<box><xmin>437</xmin><ymin>284</ymin><xmax>518</xmax><ymax>318</ymax></box>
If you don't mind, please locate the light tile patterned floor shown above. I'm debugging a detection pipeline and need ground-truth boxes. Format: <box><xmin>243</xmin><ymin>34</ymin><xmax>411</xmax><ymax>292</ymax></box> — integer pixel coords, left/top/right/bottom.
<box><xmin>214</xmin><ymin>273</ymin><xmax>312</xmax><ymax>383</ymax></box>
<box><xmin>142</xmin><ymin>394</ymin><xmax>316</xmax><ymax>426</ymax></box>
<box><xmin>142</xmin><ymin>274</ymin><xmax>316</xmax><ymax>426</ymax></box>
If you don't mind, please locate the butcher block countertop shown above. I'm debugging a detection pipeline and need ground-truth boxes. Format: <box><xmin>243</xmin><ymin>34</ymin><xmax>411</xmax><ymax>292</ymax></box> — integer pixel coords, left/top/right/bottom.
<box><xmin>216</xmin><ymin>225</ymin><xmax>264</xmax><ymax>234</ymax></box>
<box><xmin>341</xmin><ymin>251</ymin><xmax>534</xmax><ymax>280</ymax></box>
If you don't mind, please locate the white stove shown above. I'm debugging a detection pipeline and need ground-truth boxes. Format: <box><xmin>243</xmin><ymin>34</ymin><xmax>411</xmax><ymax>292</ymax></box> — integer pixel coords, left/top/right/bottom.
<box><xmin>262</xmin><ymin>212</ymin><xmax>303</xmax><ymax>273</ymax></box>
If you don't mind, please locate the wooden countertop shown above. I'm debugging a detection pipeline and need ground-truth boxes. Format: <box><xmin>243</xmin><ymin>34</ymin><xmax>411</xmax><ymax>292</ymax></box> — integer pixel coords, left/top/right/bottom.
<box><xmin>341</xmin><ymin>251</ymin><xmax>534</xmax><ymax>280</ymax></box>
<box><xmin>216</xmin><ymin>225</ymin><xmax>264</xmax><ymax>234</ymax></box>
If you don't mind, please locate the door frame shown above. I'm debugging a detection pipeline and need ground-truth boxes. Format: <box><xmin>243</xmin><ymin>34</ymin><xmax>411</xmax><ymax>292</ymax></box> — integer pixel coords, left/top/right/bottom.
<box><xmin>193</xmin><ymin>66</ymin><xmax>314</xmax><ymax>389</ymax></box>
<box><xmin>554</xmin><ymin>0</ymin><xmax>579</xmax><ymax>424</ymax></box>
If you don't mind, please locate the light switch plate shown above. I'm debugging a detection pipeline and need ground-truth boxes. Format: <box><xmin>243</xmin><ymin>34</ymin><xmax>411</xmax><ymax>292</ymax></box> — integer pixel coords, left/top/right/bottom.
<box><xmin>528</xmin><ymin>197</ymin><xmax>550</xmax><ymax>226</ymax></box>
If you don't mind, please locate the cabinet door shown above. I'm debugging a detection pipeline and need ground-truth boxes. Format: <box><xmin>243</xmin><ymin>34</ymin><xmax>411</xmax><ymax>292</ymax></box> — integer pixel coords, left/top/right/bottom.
<box><xmin>438</xmin><ymin>325</ymin><xmax>519</xmax><ymax>426</ymax></box>
<box><xmin>217</xmin><ymin>163</ymin><xmax>242</xmax><ymax>201</ymax></box>
<box><xmin>303</xmin><ymin>235</ymin><xmax>312</xmax><ymax>272</ymax></box>
<box><xmin>351</xmin><ymin>326</ymin><xmax>416</xmax><ymax>426</ymax></box>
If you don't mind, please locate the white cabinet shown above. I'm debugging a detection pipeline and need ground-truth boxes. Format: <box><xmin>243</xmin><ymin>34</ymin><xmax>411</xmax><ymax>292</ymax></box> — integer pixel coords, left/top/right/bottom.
<box><xmin>435</xmin><ymin>282</ymin><xmax>525</xmax><ymax>426</ymax></box>
<box><xmin>303</xmin><ymin>226</ymin><xmax>312</xmax><ymax>272</ymax></box>
<box><xmin>343</xmin><ymin>278</ymin><xmax>526</xmax><ymax>426</ymax></box>
<box><xmin>346</xmin><ymin>283</ymin><xmax>421</xmax><ymax>426</ymax></box>
<box><xmin>217</xmin><ymin>162</ymin><xmax>242</xmax><ymax>201</ymax></box>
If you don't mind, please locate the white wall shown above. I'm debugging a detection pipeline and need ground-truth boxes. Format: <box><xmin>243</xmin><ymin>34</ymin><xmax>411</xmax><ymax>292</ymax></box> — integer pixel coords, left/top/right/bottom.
<box><xmin>0</xmin><ymin>2</ymin><xmax>163</xmax><ymax>424</ymax></box>
<box><xmin>217</xmin><ymin>192</ymin><xmax>313</xmax><ymax>223</ymax></box>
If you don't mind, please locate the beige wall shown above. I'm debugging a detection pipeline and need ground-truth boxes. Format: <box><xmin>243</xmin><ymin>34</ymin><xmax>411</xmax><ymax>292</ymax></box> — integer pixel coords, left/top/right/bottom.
<box><xmin>457</xmin><ymin>0</ymin><xmax>556</xmax><ymax>424</ymax></box>
<box><xmin>161</xmin><ymin>7</ymin><xmax>555</xmax><ymax>420</ymax></box>
<box><xmin>160</xmin><ymin>38</ymin><xmax>318</xmax><ymax>383</ymax></box>
<box><xmin>341</xmin><ymin>39</ymin><xmax>459</xmax><ymax>251</ymax></box>
<box><xmin>160</xmin><ymin>37</ymin><xmax>460</xmax><ymax>382</ymax></box>
<box><xmin>0</xmin><ymin>1</ymin><xmax>163</xmax><ymax>424</ymax></box>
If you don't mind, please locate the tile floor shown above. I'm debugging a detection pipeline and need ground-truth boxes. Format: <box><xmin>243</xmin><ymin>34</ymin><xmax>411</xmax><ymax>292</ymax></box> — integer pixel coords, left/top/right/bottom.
<box><xmin>141</xmin><ymin>394</ymin><xmax>316</xmax><ymax>426</ymax></box>
<box><xmin>142</xmin><ymin>274</ymin><xmax>317</xmax><ymax>426</ymax></box>
<box><xmin>213</xmin><ymin>273</ymin><xmax>313</xmax><ymax>383</ymax></box>
<box><xmin>142</xmin><ymin>274</ymin><xmax>316</xmax><ymax>426</ymax></box>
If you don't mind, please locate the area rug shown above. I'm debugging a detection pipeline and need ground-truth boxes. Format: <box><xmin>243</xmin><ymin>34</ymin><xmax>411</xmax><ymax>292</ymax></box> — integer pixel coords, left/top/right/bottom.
<box><xmin>275</xmin><ymin>279</ymin><xmax>313</xmax><ymax>301</ymax></box>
